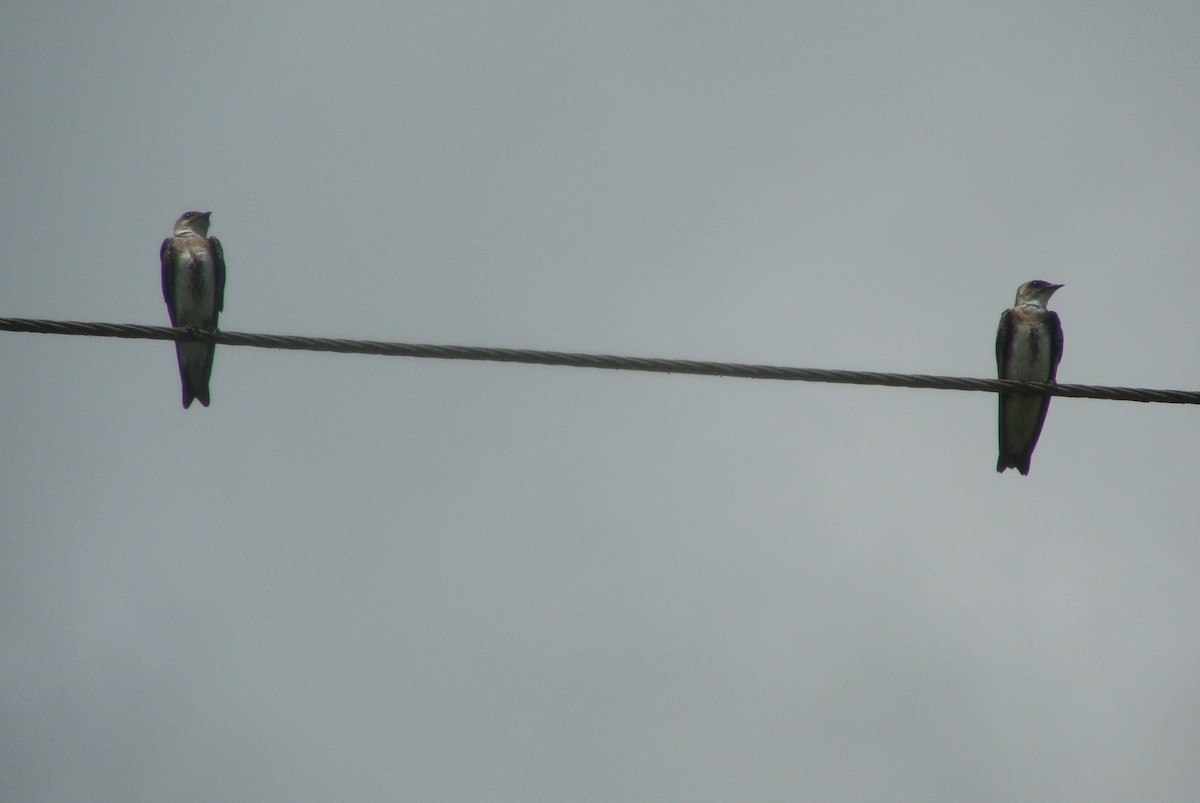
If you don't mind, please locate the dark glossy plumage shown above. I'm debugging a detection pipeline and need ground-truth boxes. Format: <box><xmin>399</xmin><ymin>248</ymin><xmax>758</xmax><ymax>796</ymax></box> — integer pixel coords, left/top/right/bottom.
<box><xmin>160</xmin><ymin>214</ymin><xmax>226</xmax><ymax>408</ymax></box>
<box><xmin>995</xmin><ymin>286</ymin><xmax>1063</xmax><ymax>475</ymax></box>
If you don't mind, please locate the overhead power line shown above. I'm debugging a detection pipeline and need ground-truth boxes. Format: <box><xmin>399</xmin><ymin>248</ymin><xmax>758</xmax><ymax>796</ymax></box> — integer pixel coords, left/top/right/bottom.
<box><xmin>1</xmin><ymin>316</ymin><xmax>1197</xmax><ymax>405</ymax></box>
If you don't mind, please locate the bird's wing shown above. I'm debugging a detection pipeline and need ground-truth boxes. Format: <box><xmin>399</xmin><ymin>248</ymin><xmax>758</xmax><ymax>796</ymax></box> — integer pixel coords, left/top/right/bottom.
<box><xmin>160</xmin><ymin>238</ymin><xmax>179</xmax><ymax>327</ymax></box>
<box><xmin>209</xmin><ymin>237</ymin><xmax>226</xmax><ymax>315</ymax></box>
<box><xmin>995</xmin><ymin>309</ymin><xmax>1012</xmax><ymax>375</ymax></box>
<box><xmin>1047</xmin><ymin>310</ymin><xmax>1063</xmax><ymax>382</ymax></box>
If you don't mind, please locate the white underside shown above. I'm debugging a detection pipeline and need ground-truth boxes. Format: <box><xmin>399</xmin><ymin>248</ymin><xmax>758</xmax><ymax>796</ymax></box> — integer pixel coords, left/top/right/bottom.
<box><xmin>1004</xmin><ymin>322</ymin><xmax>1053</xmax><ymax>382</ymax></box>
<box><xmin>1002</xmin><ymin>319</ymin><xmax>1052</xmax><ymax>454</ymax></box>
<box><xmin>172</xmin><ymin>249</ymin><xmax>217</xmax><ymax>328</ymax></box>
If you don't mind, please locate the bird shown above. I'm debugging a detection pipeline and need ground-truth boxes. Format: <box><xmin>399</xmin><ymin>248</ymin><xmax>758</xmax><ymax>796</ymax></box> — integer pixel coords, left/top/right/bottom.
<box><xmin>161</xmin><ymin>211</ymin><xmax>226</xmax><ymax>408</ymax></box>
<box><xmin>995</xmin><ymin>280</ymin><xmax>1063</xmax><ymax>475</ymax></box>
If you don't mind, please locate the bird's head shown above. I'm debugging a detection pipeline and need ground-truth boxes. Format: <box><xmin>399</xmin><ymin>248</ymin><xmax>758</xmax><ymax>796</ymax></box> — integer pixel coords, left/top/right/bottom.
<box><xmin>1014</xmin><ymin>279</ymin><xmax>1063</xmax><ymax>308</ymax></box>
<box><xmin>173</xmin><ymin>211</ymin><xmax>212</xmax><ymax>237</ymax></box>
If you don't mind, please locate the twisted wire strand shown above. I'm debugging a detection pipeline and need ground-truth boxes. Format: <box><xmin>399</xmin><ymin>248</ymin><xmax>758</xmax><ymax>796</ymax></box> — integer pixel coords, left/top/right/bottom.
<box><xmin>2</xmin><ymin>317</ymin><xmax>1197</xmax><ymax>405</ymax></box>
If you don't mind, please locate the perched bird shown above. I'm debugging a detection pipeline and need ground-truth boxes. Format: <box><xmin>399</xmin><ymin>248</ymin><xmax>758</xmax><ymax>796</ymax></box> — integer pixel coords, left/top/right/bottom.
<box><xmin>995</xmin><ymin>280</ymin><xmax>1064</xmax><ymax>475</ymax></box>
<box><xmin>161</xmin><ymin>211</ymin><xmax>226</xmax><ymax>408</ymax></box>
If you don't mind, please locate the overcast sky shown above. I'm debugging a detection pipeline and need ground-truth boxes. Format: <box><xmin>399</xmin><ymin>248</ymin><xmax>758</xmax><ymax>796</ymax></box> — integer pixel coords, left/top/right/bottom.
<box><xmin>3</xmin><ymin>3</ymin><xmax>1200</xmax><ymax>801</ymax></box>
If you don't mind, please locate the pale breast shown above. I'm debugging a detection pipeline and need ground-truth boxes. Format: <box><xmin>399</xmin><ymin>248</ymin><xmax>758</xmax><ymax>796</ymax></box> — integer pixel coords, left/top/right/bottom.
<box><xmin>171</xmin><ymin>242</ymin><xmax>217</xmax><ymax>327</ymax></box>
<box><xmin>1004</xmin><ymin>314</ymin><xmax>1053</xmax><ymax>382</ymax></box>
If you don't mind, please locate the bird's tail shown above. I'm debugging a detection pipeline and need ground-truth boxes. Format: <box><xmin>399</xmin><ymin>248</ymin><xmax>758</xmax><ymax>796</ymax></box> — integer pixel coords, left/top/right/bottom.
<box><xmin>176</xmin><ymin>342</ymin><xmax>214</xmax><ymax>409</ymax></box>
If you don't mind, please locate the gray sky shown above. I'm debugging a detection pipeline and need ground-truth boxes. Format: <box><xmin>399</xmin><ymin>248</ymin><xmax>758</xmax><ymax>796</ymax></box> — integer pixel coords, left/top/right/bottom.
<box><xmin>3</xmin><ymin>2</ymin><xmax>1199</xmax><ymax>800</ymax></box>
